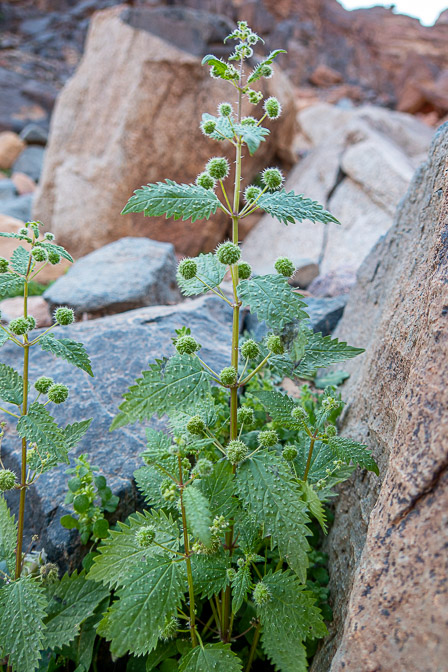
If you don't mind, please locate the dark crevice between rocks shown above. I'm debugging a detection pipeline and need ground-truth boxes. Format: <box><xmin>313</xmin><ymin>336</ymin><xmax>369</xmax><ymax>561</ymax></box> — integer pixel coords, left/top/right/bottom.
<box><xmin>390</xmin><ymin>460</ymin><xmax>448</xmax><ymax>526</ymax></box>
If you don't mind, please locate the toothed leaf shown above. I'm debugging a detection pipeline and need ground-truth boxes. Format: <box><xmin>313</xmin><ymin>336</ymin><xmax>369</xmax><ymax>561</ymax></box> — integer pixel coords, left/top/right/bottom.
<box><xmin>179</xmin><ymin>643</ymin><xmax>242</xmax><ymax>672</ymax></box>
<box><xmin>0</xmin><ymin>496</ymin><xmax>17</xmax><ymax>575</ymax></box>
<box><xmin>232</xmin><ymin>564</ymin><xmax>252</xmax><ymax>614</ymax></box>
<box><xmin>295</xmin><ymin>329</ymin><xmax>364</xmax><ymax>375</ymax></box>
<box><xmin>183</xmin><ymin>485</ymin><xmax>212</xmax><ymax>546</ymax></box>
<box><xmin>247</xmin><ymin>50</ymin><xmax>287</xmax><ymax>83</ymax></box>
<box><xmin>17</xmin><ymin>402</ymin><xmax>68</xmax><ymax>470</ymax></box>
<box><xmin>10</xmin><ymin>246</ymin><xmax>30</xmax><ymax>275</ymax></box>
<box><xmin>299</xmin><ymin>481</ymin><xmax>327</xmax><ymax>532</ymax></box>
<box><xmin>327</xmin><ymin>436</ymin><xmax>379</xmax><ymax>475</ymax></box>
<box><xmin>176</xmin><ymin>253</ymin><xmax>226</xmax><ymax>297</ymax></box>
<box><xmin>238</xmin><ymin>275</ymin><xmax>308</xmax><ymax>330</ymax></box>
<box><xmin>62</xmin><ymin>419</ymin><xmax>92</xmax><ymax>451</ymax></box>
<box><xmin>257</xmin><ymin>189</ymin><xmax>340</xmax><ymax>226</ymax></box>
<box><xmin>0</xmin><ymin>273</ymin><xmax>24</xmax><ymax>297</ymax></box>
<box><xmin>39</xmin><ymin>335</ymin><xmax>93</xmax><ymax>377</ymax></box>
<box><xmin>0</xmin><ymin>363</ymin><xmax>24</xmax><ymax>406</ymax></box>
<box><xmin>191</xmin><ymin>549</ymin><xmax>229</xmax><ymax>599</ymax></box>
<box><xmin>234</xmin><ymin>124</ymin><xmax>270</xmax><ymax>155</ymax></box>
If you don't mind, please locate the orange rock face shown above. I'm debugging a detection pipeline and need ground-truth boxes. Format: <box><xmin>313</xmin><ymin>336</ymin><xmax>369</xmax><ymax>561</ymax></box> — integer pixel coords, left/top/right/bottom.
<box><xmin>311</xmin><ymin>123</ymin><xmax>448</xmax><ymax>671</ymax></box>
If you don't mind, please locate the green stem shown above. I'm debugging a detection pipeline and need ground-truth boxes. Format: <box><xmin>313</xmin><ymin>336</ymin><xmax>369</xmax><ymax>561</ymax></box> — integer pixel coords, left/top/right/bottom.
<box><xmin>239</xmin><ymin>353</ymin><xmax>271</xmax><ymax>386</ymax></box>
<box><xmin>245</xmin><ymin>622</ymin><xmax>261</xmax><ymax>672</ymax></box>
<box><xmin>195</xmin><ymin>276</ymin><xmax>233</xmax><ymax>306</ymax></box>
<box><xmin>178</xmin><ymin>454</ymin><xmax>198</xmax><ymax>648</ymax></box>
<box><xmin>303</xmin><ymin>435</ymin><xmax>316</xmax><ymax>481</ymax></box>
<box><xmin>0</xmin><ymin>407</ymin><xmax>20</xmax><ymax>419</ymax></box>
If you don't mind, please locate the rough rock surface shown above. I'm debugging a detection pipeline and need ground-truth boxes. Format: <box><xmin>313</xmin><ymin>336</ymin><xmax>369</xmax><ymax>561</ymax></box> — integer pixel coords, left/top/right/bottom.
<box><xmin>3</xmin><ymin>295</ymin><xmax>233</xmax><ymax>571</ymax></box>
<box><xmin>311</xmin><ymin>123</ymin><xmax>448</xmax><ymax>671</ymax></box>
<box><xmin>33</xmin><ymin>5</ymin><xmax>296</xmax><ymax>258</ymax></box>
<box><xmin>44</xmin><ymin>237</ymin><xmax>180</xmax><ymax>318</ymax></box>
<box><xmin>242</xmin><ymin>103</ymin><xmax>433</xmax><ymax>275</ymax></box>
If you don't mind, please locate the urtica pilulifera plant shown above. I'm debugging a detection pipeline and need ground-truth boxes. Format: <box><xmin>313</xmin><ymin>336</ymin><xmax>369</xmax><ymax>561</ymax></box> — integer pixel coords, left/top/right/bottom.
<box><xmin>0</xmin><ymin>223</ymin><xmax>111</xmax><ymax>672</ymax></box>
<box><xmin>85</xmin><ymin>21</ymin><xmax>379</xmax><ymax>672</ymax></box>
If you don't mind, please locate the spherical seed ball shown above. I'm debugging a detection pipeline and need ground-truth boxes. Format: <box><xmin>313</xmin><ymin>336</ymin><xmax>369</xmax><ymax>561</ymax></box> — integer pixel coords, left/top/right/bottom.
<box><xmin>216</xmin><ymin>242</ymin><xmax>241</xmax><ymax>265</ymax></box>
<box><xmin>274</xmin><ymin>256</ymin><xmax>295</xmax><ymax>277</ymax></box>
<box><xmin>244</xmin><ymin>185</ymin><xmax>262</xmax><ymax>204</ymax></box>
<box><xmin>201</xmin><ymin>119</ymin><xmax>217</xmax><ymax>135</ymax></box>
<box><xmin>44</xmin><ymin>232</ymin><xmax>55</xmax><ymax>241</ymax></box>
<box><xmin>241</xmin><ymin>339</ymin><xmax>260</xmax><ymax>360</ymax></box>
<box><xmin>226</xmin><ymin>439</ymin><xmax>249</xmax><ymax>465</ymax></box>
<box><xmin>47</xmin><ymin>249</ymin><xmax>61</xmax><ymax>265</ymax></box>
<box><xmin>264</xmin><ymin>97</ymin><xmax>281</xmax><ymax>119</ymax></box>
<box><xmin>253</xmin><ymin>582</ymin><xmax>272</xmax><ymax>606</ymax></box>
<box><xmin>247</xmin><ymin>32</ymin><xmax>259</xmax><ymax>45</ymax></box>
<box><xmin>9</xmin><ymin>317</ymin><xmax>29</xmax><ymax>335</ymax></box>
<box><xmin>26</xmin><ymin>316</ymin><xmax>36</xmax><ymax>331</ymax></box>
<box><xmin>291</xmin><ymin>406</ymin><xmax>307</xmax><ymax>422</ymax></box>
<box><xmin>218</xmin><ymin>102</ymin><xmax>233</xmax><ymax>117</ymax></box>
<box><xmin>186</xmin><ymin>415</ymin><xmax>206</xmax><ymax>436</ymax></box>
<box><xmin>135</xmin><ymin>525</ymin><xmax>156</xmax><ymax>548</ymax></box>
<box><xmin>322</xmin><ymin>396</ymin><xmax>340</xmax><ymax>411</ymax></box>
<box><xmin>193</xmin><ymin>458</ymin><xmax>213</xmax><ymax>477</ymax></box>
<box><xmin>19</xmin><ymin>227</ymin><xmax>29</xmax><ymax>236</ymax></box>
<box><xmin>258</xmin><ymin>429</ymin><xmax>278</xmax><ymax>447</ymax></box>
<box><xmin>160</xmin><ymin>617</ymin><xmax>179</xmax><ymax>641</ymax></box>
<box><xmin>237</xmin><ymin>262</ymin><xmax>252</xmax><ymax>280</ymax></box>
<box><xmin>34</xmin><ymin>376</ymin><xmax>54</xmax><ymax>394</ymax></box>
<box><xmin>283</xmin><ymin>444</ymin><xmax>298</xmax><ymax>461</ymax></box>
<box><xmin>247</xmin><ymin>89</ymin><xmax>263</xmax><ymax>105</ymax></box>
<box><xmin>266</xmin><ymin>333</ymin><xmax>284</xmax><ymax>355</ymax></box>
<box><xmin>227</xmin><ymin>567</ymin><xmax>237</xmax><ymax>581</ymax></box>
<box><xmin>262</xmin><ymin>168</ymin><xmax>284</xmax><ymax>190</ymax></box>
<box><xmin>31</xmin><ymin>247</ymin><xmax>47</xmax><ymax>262</ymax></box>
<box><xmin>0</xmin><ymin>469</ymin><xmax>17</xmax><ymax>491</ymax></box>
<box><xmin>241</xmin><ymin>116</ymin><xmax>257</xmax><ymax>126</ymax></box>
<box><xmin>220</xmin><ymin>366</ymin><xmax>238</xmax><ymax>386</ymax></box>
<box><xmin>178</xmin><ymin>258</ymin><xmax>197</xmax><ymax>280</ymax></box>
<box><xmin>0</xmin><ymin>257</ymin><xmax>8</xmax><ymax>273</ymax></box>
<box><xmin>260</xmin><ymin>64</ymin><xmax>273</xmax><ymax>78</ymax></box>
<box><xmin>196</xmin><ymin>171</ymin><xmax>216</xmax><ymax>190</ymax></box>
<box><xmin>55</xmin><ymin>306</ymin><xmax>75</xmax><ymax>326</ymax></box>
<box><xmin>176</xmin><ymin>335</ymin><xmax>200</xmax><ymax>355</ymax></box>
<box><xmin>237</xmin><ymin>406</ymin><xmax>255</xmax><ymax>427</ymax></box>
<box><xmin>326</xmin><ymin>425</ymin><xmax>337</xmax><ymax>437</ymax></box>
<box><xmin>48</xmin><ymin>383</ymin><xmax>69</xmax><ymax>404</ymax></box>
<box><xmin>206</xmin><ymin>157</ymin><xmax>230</xmax><ymax>180</ymax></box>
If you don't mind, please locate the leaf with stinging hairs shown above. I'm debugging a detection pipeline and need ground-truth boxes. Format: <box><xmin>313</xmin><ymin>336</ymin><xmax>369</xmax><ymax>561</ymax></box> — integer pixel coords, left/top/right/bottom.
<box><xmin>257</xmin><ymin>189</ymin><xmax>340</xmax><ymax>226</ymax></box>
<box><xmin>233</xmin><ymin>123</ymin><xmax>270</xmax><ymax>155</ymax></box>
<box><xmin>191</xmin><ymin>549</ymin><xmax>229</xmax><ymax>600</ymax></box>
<box><xmin>247</xmin><ymin>49</ymin><xmax>287</xmax><ymax>83</ymax></box>
<box><xmin>179</xmin><ymin>643</ymin><xmax>243</xmax><ymax>672</ymax></box>
<box><xmin>0</xmin><ymin>363</ymin><xmax>24</xmax><ymax>406</ymax></box>
<box><xmin>176</xmin><ymin>253</ymin><xmax>226</xmax><ymax>297</ymax></box>
<box><xmin>10</xmin><ymin>246</ymin><xmax>30</xmax><ymax>276</ymax></box>
<box><xmin>17</xmin><ymin>402</ymin><xmax>68</xmax><ymax>471</ymax></box>
<box><xmin>183</xmin><ymin>485</ymin><xmax>213</xmax><ymax>547</ymax></box>
<box><xmin>122</xmin><ymin>180</ymin><xmax>223</xmax><ymax>223</ymax></box>
<box><xmin>0</xmin><ymin>272</ymin><xmax>24</xmax><ymax>298</ymax></box>
<box><xmin>39</xmin><ymin>335</ymin><xmax>93</xmax><ymax>377</ymax></box>
<box><xmin>0</xmin><ymin>495</ymin><xmax>17</xmax><ymax>575</ymax></box>
<box><xmin>231</xmin><ymin>564</ymin><xmax>252</xmax><ymax>614</ymax></box>
<box><xmin>238</xmin><ymin>274</ymin><xmax>308</xmax><ymax>330</ymax></box>
<box><xmin>295</xmin><ymin>329</ymin><xmax>364</xmax><ymax>376</ymax></box>
<box><xmin>327</xmin><ymin>436</ymin><xmax>379</xmax><ymax>475</ymax></box>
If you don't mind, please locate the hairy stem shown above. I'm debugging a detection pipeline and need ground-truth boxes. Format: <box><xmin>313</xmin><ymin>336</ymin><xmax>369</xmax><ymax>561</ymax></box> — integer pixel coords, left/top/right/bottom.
<box><xmin>245</xmin><ymin>622</ymin><xmax>261</xmax><ymax>672</ymax></box>
<box><xmin>178</xmin><ymin>454</ymin><xmax>198</xmax><ymax>647</ymax></box>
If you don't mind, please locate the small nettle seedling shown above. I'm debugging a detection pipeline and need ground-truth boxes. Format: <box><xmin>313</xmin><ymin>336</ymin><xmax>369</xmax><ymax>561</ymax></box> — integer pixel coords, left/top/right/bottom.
<box><xmin>0</xmin><ymin>222</ymin><xmax>104</xmax><ymax>672</ymax></box>
<box><xmin>84</xmin><ymin>20</ymin><xmax>379</xmax><ymax>672</ymax></box>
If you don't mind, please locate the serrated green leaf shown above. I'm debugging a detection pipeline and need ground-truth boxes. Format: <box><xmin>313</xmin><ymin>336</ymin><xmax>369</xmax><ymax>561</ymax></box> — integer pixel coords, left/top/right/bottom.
<box><xmin>44</xmin><ymin>571</ymin><xmax>109</xmax><ymax>650</ymax></box>
<box><xmin>238</xmin><ymin>275</ymin><xmax>308</xmax><ymax>330</ymax></box>
<box><xmin>0</xmin><ymin>576</ymin><xmax>48</xmax><ymax>672</ymax></box>
<box><xmin>200</xmin><ymin>460</ymin><xmax>236</xmax><ymax>518</ymax></box>
<box><xmin>299</xmin><ymin>481</ymin><xmax>327</xmax><ymax>532</ymax></box>
<box><xmin>201</xmin><ymin>55</ymin><xmax>228</xmax><ymax>76</ymax></box>
<box><xmin>39</xmin><ymin>335</ymin><xmax>93</xmax><ymax>377</ymax></box>
<box><xmin>0</xmin><ymin>362</ymin><xmax>24</xmax><ymax>405</ymax></box>
<box><xmin>17</xmin><ymin>402</ymin><xmax>68</xmax><ymax>470</ymax></box>
<box><xmin>59</xmin><ymin>596</ymin><xmax>109</xmax><ymax>670</ymax></box>
<box><xmin>237</xmin><ymin>450</ymin><xmax>311</xmax><ymax>581</ymax></box>
<box><xmin>258</xmin><ymin>570</ymin><xmax>326</xmax><ymax>672</ymax></box>
<box><xmin>201</xmin><ymin>113</ymin><xmax>234</xmax><ymax>141</ymax></box>
<box><xmin>257</xmin><ymin>189</ymin><xmax>340</xmax><ymax>226</ymax></box>
<box><xmin>134</xmin><ymin>464</ymin><xmax>175</xmax><ymax>510</ymax></box>
<box><xmin>234</xmin><ymin>511</ymin><xmax>261</xmax><ymax>554</ymax></box>
<box><xmin>191</xmin><ymin>549</ymin><xmax>229</xmax><ymax>599</ymax></box>
<box><xmin>88</xmin><ymin>509</ymin><xmax>179</xmax><ymax>589</ymax></box>
<box><xmin>0</xmin><ymin>495</ymin><xmax>17</xmax><ymax>575</ymax></box>
<box><xmin>97</xmin><ymin>557</ymin><xmax>185</xmax><ymax>657</ymax></box>
<box><xmin>295</xmin><ymin>329</ymin><xmax>364</xmax><ymax>376</ymax></box>
<box><xmin>327</xmin><ymin>436</ymin><xmax>379</xmax><ymax>475</ymax></box>
<box><xmin>111</xmin><ymin>355</ymin><xmax>211</xmax><ymax>430</ymax></box>
<box><xmin>39</xmin><ymin>241</ymin><xmax>74</xmax><ymax>263</ymax></box>
<box><xmin>232</xmin><ymin>564</ymin><xmax>252</xmax><ymax>614</ymax></box>
<box><xmin>315</xmin><ymin>370</ymin><xmax>350</xmax><ymax>388</ymax></box>
<box><xmin>234</xmin><ymin>124</ymin><xmax>269</xmax><ymax>155</ymax></box>
<box><xmin>0</xmin><ymin>330</ymin><xmax>9</xmax><ymax>347</ymax></box>
<box><xmin>0</xmin><ymin>232</ymin><xmax>26</xmax><ymax>240</ymax></box>
<box><xmin>122</xmin><ymin>180</ymin><xmax>222</xmax><ymax>223</ymax></box>
<box><xmin>176</xmin><ymin>253</ymin><xmax>226</xmax><ymax>297</ymax></box>
<box><xmin>0</xmin><ymin>273</ymin><xmax>24</xmax><ymax>297</ymax></box>
<box><xmin>10</xmin><ymin>246</ymin><xmax>30</xmax><ymax>275</ymax></box>
<box><xmin>247</xmin><ymin>49</ymin><xmax>287</xmax><ymax>83</ymax></box>
<box><xmin>62</xmin><ymin>419</ymin><xmax>93</xmax><ymax>451</ymax></box>
<box><xmin>184</xmin><ymin>485</ymin><xmax>212</xmax><ymax>546</ymax></box>
<box><xmin>141</xmin><ymin>428</ymin><xmax>173</xmax><ymax>463</ymax></box>
<box><xmin>179</xmin><ymin>643</ymin><xmax>242</xmax><ymax>672</ymax></box>
<box><xmin>145</xmin><ymin>640</ymin><xmax>178</xmax><ymax>671</ymax></box>
<box><xmin>293</xmin><ymin>439</ymin><xmax>354</xmax><ymax>490</ymax></box>
<box><xmin>252</xmin><ymin>390</ymin><xmax>306</xmax><ymax>431</ymax></box>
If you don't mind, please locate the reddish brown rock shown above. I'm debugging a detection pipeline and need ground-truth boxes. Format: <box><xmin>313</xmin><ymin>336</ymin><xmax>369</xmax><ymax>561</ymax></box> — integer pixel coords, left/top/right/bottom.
<box><xmin>33</xmin><ymin>5</ymin><xmax>296</xmax><ymax>258</ymax></box>
<box><xmin>0</xmin><ymin>131</ymin><xmax>25</xmax><ymax>170</ymax></box>
<box><xmin>311</xmin><ymin>123</ymin><xmax>448</xmax><ymax>671</ymax></box>
<box><xmin>0</xmin><ymin>296</ymin><xmax>51</xmax><ymax>328</ymax></box>
<box><xmin>11</xmin><ymin>171</ymin><xmax>36</xmax><ymax>195</ymax></box>
<box><xmin>309</xmin><ymin>64</ymin><xmax>343</xmax><ymax>88</ymax></box>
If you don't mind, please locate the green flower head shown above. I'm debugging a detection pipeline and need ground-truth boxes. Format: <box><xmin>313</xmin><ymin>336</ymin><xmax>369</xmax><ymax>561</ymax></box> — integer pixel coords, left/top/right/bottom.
<box><xmin>262</xmin><ymin>168</ymin><xmax>284</xmax><ymax>190</ymax></box>
<box><xmin>0</xmin><ymin>469</ymin><xmax>17</xmax><ymax>491</ymax></box>
<box><xmin>260</xmin><ymin>64</ymin><xmax>273</xmax><ymax>78</ymax></box>
<box><xmin>178</xmin><ymin>258</ymin><xmax>197</xmax><ymax>280</ymax></box>
<box><xmin>0</xmin><ymin>257</ymin><xmax>8</xmax><ymax>273</ymax></box>
<box><xmin>55</xmin><ymin>306</ymin><xmax>75</xmax><ymax>326</ymax></box>
<box><xmin>241</xmin><ymin>116</ymin><xmax>257</xmax><ymax>126</ymax></box>
<box><xmin>34</xmin><ymin>376</ymin><xmax>54</xmax><ymax>394</ymax></box>
<box><xmin>44</xmin><ymin>232</ymin><xmax>55</xmax><ymax>241</ymax></box>
<box><xmin>274</xmin><ymin>256</ymin><xmax>295</xmax><ymax>277</ymax></box>
<box><xmin>216</xmin><ymin>241</ymin><xmax>241</xmax><ymax>265</ymax></box>
<box><xmin>247</xmin><ymin>89</ymin><xmax>263</xmax><ymax>105</ymax></box>
<box><xmin>47</xmin><ymin>249</ymin><xmax>61</xmax><ymax>265</ymax></box>
<box><xmin>237</xmin><ymin>406</ymin><xmax>255</xmax><ymax>427</ymax></box>
<box><xmin>264</xmin><ymin>96</ymin><xmax>282</xmax><ymax>119</ymax></box>
<box><xmin>206</xmin><ymin>157</ymin><xmax>230</xmax><ymax>180</ymax></box>
<box><xmin>201</xmin><ymin>119</ymin><xmax>217</xmax><ymax>135</ymax></box>
<box><xmin>196</xmin><ymin>171</ymin><xmax>216</xmax><ymax>190</ymax></box>
<box><xmin>241</xmin><ymin>339</ymin><xmax>260</xmax><ymax>359</ymax></box>
<box><xmin>192</xmin><ymin>458</ymin><xmax>213</xmax><ymax>477</ymax></box>
<box><xmin>237</xmin><ymin>261</ymin><xmax>252</xmax><ymax>280</ymax></box>
<box><xmin>220</xmin><ymin>366</ymin><xmax>238</xmax><ymax>386</ymax></box>
<box><xmin>31</xmin><ymin>247</ymin><xmax>47</xmax><ymax>263</ymax></box>
<box><xmin>226</xmin><ymin>439</ymin><xmax>249</xmax><ymax>465</ymax></box>
<box><xmin>175</xmin><ymin>335</ymin><xmax>201</xmax><ymax>355</ymax></box>
<box><xmin>48</xmin><ymin>383</ymin><xmax>69</xmax><ymax>404</ymax></box>
<box><xmin>258</xmin><ymin>429</ymin><xmax>278</xmax><ymax>447</ymax></box>
<box><xmin>282</xmin><ymin>444</ymin><xmax>298</xmax><ymax>461</ymax></box>
<box><xmin>135</xmin><ymin>525</ymin><xmax>156</xmax><ymax>548</ymax></box>
<box><xmin>186</xmin><ymin>415</ymin><xmax>206</xmax><ymax>435</ymax></box>
<box><xmin>266</xmin><ymin>333</ymin><xmax>284</xmax><ymax>355</ymax></box>
<box><xmin>253</xmin><ymin>581</ymin><xmax>272</xmax><ymax>606</ymax></box>
<box><xmin>218</xmin><ymin>102</ymin><xmax>233</xmax><ymax>117</ymax></box>
<box><xmin>244</xmin><ymin>185</ymin><xmax>262</xmax><ymax>203</ymax></box>
<box><xmin>9</xmin><ymin>317</ymin><xmax>30</xmax><ymax>336</ymax></box>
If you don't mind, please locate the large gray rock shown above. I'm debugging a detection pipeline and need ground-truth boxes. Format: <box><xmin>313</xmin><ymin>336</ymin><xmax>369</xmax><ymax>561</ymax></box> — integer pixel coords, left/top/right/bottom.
<box><xmin>3</xmin><ymin>295</ymin><xmax>233</xmax><ymax>571</ymax></box>
<box><xmin>12</xmin><ymin>145</ymin><xmax>45</xmax><ymax>182</ymax></box>
<box><xmin>0</xmin><ymin>193</ymin><xmax>33</xmax><ymax>221</ymax></box>
<box><xmin>311</xmin><ymin>123</ymin><xmax>448</xmax><ymax>671</ymax></box>
<box><xmin>44</xmin><ymin>237</ymin><xmax>180</xmax><ymax>317</ymax></box>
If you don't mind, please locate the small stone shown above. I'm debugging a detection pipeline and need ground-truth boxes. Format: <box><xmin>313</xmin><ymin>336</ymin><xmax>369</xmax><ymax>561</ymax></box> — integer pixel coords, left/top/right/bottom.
<box><xmin>0</xmin><ymin>194</ymin><xmax>33</xmax><ymax>221</ymax></box>
<box><xmin>11</xmin><ymin>172</ymin><xmax>36</xmax><ymax>195</ymax></box>
<box><xmin>19</xmin><ymin>124</ymin><xmax>48</xmax><ymax>146</ymax></box>
<box><xmin>0</xmin><ymin>132</ymin><xmax>25</xmax><ymax>171</ymax></box>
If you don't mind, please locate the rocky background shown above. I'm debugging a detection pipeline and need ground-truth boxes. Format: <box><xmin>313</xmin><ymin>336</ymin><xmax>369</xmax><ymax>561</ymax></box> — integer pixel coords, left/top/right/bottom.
<box><xmin>1</xmin><ymin>1</ymin><xmax>447</xmax><ymax>670</ymax></box>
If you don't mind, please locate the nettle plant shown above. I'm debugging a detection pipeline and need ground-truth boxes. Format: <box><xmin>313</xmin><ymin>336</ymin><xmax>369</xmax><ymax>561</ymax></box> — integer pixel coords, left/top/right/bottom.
<box><xmin>0</xmin><ymin>223</ymin><xmax>111</xmax><ymax>672</ymax></box>
<box><xmin>86</xmin><ymin>21</ymin><xmax>379</xmax><ymax>672</ymax></box>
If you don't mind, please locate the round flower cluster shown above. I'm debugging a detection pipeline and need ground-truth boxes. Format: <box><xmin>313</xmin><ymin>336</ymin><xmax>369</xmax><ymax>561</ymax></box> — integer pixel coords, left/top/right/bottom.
<box><xmin>192</xmin><ymin>458</ymin><xmax>213</xmax><ymax>477</ymax></box>
<box><xmin>161</xmin><ymin>479</ymin><xmax>177</xmax><ymax>502</ymax></box>
<box><xmin>160</xmin><ymin>617</ymin><xmax>179</xmax><ymax>642</ymax></box>
<box><xmin>0</xmin><ymin>257</ymin><xmax>8</xmax><ymax>273</ymax></box>
<box><xmin>241</xmin><ymin>116</ymin><xmax>257</xmax><ymax>126</ymax></box>
<box><xmin>216</xmin><ymin>241</ymin><xmax>241</xmax><ymax>265</ymax></box>
<box><xmin>253</xmin><ymin>581</ymin><xmax>272</xmax><ymax>606</ymax></box>
<box><xmin>274</xmin><ymin>256</ymin><xmax>295</xmax><ymax>278</ymax></box>
<box><xmin>48</xmin><ymin>383</ymin><xmax>69</xmax><ymax>404</ymax></box>
<box><xmin>206</xmin><ymin>157</ymin><xmax>230</xmax><ymax>180</ymax></box>
<box><xmin>326</xmin><ymin>425</ymin><xmax>337</xmax><ymax>437</ymax></box>
<box><xmin>178</xmin><ymin>258</ymin><xmax>197</xmax><ymax>280</ymax></box>
<box><xmin>9</xmin><ymin>317</ymin><xmax>35</xmax><ymax>336</ymax></box>
<box><xmin>291</xmin><ymin>406</ymin><xmax>307</xmax><ymax>423</ymax></box>
<box><xmin>0</xmin><ymin>469</ymin><xmax>17</xmax><ymax>491</ymax></box>
<box><xmin>186</xmin><ymin>415</ymin><xmax>206</xmax><ymax>436</ymax></box>
<box><xmin>135</xmin><ymin>524</ymin><xmax>156</xmax><ymax>548</ymax></box>
<box><xmin>226</xmin><ymin>439</ymin><xmax>249</xmax><ymax>465</ymax></box>
<box><xmin>247</xmin><ymin>89</ymin><xmax>263</xmax><ymax>105</ymax></box>
<box><xmin>241</xmin><ymin>339</ymin><xmax>260</xmax><ymax>360</ymax></box>
<box><xmin>237</xmin><ymin>406</ymin><xmax>255</xmax><ymax>427</ymax></box>
<box><xmin>282</xmin><ymin>444</ymin><xmax>298</xmax><ymax>461</ymax></box>
<box><xmin>266</xmin><ymin>333</ymin><xmax>284</xmax><ymax>355</ymax></box>
<box><xmin>175</xmin><ymin>335</ymin><xmax>201</xmax><ymax>355</ymax></box>
<box><xmin>34</xmin><ymin>376</ymin><xmax>54</xmax><ymax>394</ymax></box>
<box><xmin>196</xmin><ymin>172</ymin><xmax>215</xmax><ymax>190</ymax></box>
<box><xmin>237</xmin><ymin>262</ymin><xmax>252</xmax><ymax>280</ymax></box>
<box><xmin>262</xmin><ymin>168</ymin><xmax>284</xmax><ymax>190</ymax></box>
<box><xmin>55</xmin><ymin>307</ymin><xmax>75</xmax><ymax>325</ymax></box>
<box><xmin>220</xmin><ymin>366</ymin><xmax>238</xmax><ymax>386</ymax></box>
<box><xmin>258</xmin><ymin>429</ymin><xmax>278</xmax><ymax>447</ymax></box>
<box><xmin>264</xmin><ymin>96</ymin><xmax>282</xmax><ymax>119</ymax></box>
<box><xmin>218</xmin><ymin>102</ymin><xmax>232</xmax><ymax>117</ymax></box>
<box><xmin>244</xmin><ymin>185</ymin><xmax>262</xmax><ymax>204</ymax></box>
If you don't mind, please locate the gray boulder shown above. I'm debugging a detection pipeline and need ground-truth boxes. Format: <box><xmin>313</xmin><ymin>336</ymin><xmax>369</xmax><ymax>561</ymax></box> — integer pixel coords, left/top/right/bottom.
<box><xmin>0</xmin><ymin>193</ymin><xmax>33</xmax><ymax>221</ymax></box>
<box><xmin>44</xmin><ymin>237</ymin><xmax>180</xmax><ymax>318</ymax></box>
<box><xmin>12</xmin><ymin>145</ymin><xmax>45</xmax><ymax>182</ymax></box>
<box><xmin>3</xmin><ymin>295</ymin><xmax>233</xmax><ymax>570</ymax></box>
